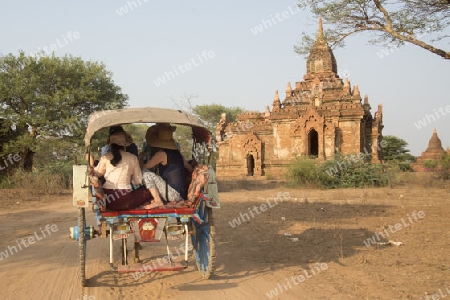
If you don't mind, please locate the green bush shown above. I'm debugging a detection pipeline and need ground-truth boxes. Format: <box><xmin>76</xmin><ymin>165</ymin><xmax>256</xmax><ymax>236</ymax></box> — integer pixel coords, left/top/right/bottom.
<box><xmin>286</xmin><ymin>155</ymin><xmax>393</xmax><ymax>189</ymax></box>
<box><xmin>424</xmin><ymin>153</ymin><xmax>450</xmax><ymax>181</ymax></box>
<box><xmin>0</xmin><ymin>161</ymin><xmax>73</xmax><ymax>192</ymax></box>
<box><xmin>286</xmin><ymin>158</ymin><xmax>320</xmax><ymax>187</ymax></box>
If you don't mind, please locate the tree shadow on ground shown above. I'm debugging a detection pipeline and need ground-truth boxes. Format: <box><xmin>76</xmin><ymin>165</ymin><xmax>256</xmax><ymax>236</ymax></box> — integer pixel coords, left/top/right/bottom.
<box><xmin>212</xmin><ymin>200</ymin><xmax>393</xmax><ymax>278</ymax></box>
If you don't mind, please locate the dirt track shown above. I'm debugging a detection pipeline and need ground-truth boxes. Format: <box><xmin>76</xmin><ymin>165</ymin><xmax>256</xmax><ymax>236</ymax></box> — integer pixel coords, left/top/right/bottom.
<box><xmin>0</xmin><ymin>186</ymin><xmax>450</xmax><ymax>300</ymax></box>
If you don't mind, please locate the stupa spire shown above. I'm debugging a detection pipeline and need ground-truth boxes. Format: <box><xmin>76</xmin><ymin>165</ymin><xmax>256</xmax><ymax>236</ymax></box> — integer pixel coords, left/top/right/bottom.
<box><xmin>428</xmin><ymin>128</ymin><xmax>444</xmax><ymax>151</ymax></box>
<box><xmin>286</xmin><ymin>82</ymin><xmax>292</xmax><ymax>98</ymax></box>
<box><xmin>353</xmin><ymin>84</ymin><xmax>360</xmax><ymax>96</ymax></box>
<box><xmin>305</xmin><ymin>18</ymin><xmax>337</xmax><ymax>76</ymax></box>
<box><xmin>272</xmin><ymin>90</ymin><xmax>281</xmax><ymax>111</ymax></box>
<box><xmin>318</xmin><ymin>17</ymin><xmax>324</xmax><ymax>36</ymax></box>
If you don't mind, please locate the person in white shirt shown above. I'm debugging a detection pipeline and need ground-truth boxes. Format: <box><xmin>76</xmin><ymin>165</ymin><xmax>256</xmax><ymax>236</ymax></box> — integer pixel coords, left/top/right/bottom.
<box><xmin>93</xmin><ymin>131</ymin><xmax>151</xmax><ymax>210</ymax></box>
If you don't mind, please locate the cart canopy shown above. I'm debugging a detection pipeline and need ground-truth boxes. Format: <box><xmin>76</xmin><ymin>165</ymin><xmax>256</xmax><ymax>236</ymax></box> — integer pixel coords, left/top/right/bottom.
<box><xmin>84</xmin><ymin>107</ymin><xmax>211</xmax><ymax>147</ymax></box>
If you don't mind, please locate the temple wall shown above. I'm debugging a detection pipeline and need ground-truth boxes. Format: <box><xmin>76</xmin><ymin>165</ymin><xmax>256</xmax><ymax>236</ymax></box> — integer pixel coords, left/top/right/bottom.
<box><xmin>337</xmin><ymin>120</ymin><xmax>361</xmax><ymax>155</ymax></box>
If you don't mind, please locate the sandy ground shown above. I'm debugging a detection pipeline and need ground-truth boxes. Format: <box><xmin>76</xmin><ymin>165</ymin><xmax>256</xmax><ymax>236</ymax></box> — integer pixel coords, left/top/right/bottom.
<box><xmin>0</xmin><ymin>184</ymin><xmax>450</xmax><ymax>300</ymax></box>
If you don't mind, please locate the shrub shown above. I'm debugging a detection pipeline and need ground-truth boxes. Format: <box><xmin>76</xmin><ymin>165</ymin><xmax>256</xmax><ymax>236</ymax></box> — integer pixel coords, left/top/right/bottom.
<box><xmin>285</xmin><ymin>155</ymin><xmax>393</xmax><ymax>189</ymax></box>
<box><xmin>427</xmin><ymin>153</ymin><xmax>450</xmax><ymax>181</ymax></box>
<box><xmin>286</xmin><ymin>157</ymin><xmax>320</xmax><ymax>187</ymax></box>
<box><xmin>0</xmin><ymin>161</ymin><xmax>73</xmax><ymax>193</ymax></box>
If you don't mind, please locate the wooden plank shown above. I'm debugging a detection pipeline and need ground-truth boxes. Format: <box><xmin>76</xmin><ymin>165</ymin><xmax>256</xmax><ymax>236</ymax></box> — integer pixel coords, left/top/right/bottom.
<box><xmin>117</xmin><ymin>262</ymin><xmax>186</xmax><ymax>273</ymax></box>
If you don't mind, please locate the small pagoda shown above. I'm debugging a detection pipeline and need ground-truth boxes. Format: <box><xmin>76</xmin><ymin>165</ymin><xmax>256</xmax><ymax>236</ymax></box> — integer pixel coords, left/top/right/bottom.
<box><xmin>412</xmin><ymin>128</ymin><xmax>446</xmax><ymax>171</ymax></box>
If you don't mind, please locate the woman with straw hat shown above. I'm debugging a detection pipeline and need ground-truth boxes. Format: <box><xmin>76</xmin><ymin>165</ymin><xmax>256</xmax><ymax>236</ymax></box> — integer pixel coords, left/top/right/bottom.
<box><xmin>139</xmin><ymin>124</ymin><xmax>192</xmax><ymax>209</ymax></box>
<box><xmin>92</xmin><ymin>131</ymin><xmax>151</xmax><ymax>210</ymax></box>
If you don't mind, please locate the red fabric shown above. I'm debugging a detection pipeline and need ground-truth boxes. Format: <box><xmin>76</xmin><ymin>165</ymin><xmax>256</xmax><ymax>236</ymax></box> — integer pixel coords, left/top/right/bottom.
<box><xmin>186</xmin><ymin>164</ymin><xmax>210</xmax><ymax>203</ymax></box>
<box><xmin>102</xmin><ymin>189</ymin><xmax>151</xmax><ymax>211</ymax></box>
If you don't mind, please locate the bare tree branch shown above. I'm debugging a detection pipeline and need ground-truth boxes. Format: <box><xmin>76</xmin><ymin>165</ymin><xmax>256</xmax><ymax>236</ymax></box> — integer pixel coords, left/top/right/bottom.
<box><xmin>296</xmin><ymin>0</ymin><xmax>450</xmax><ymax>59</ymax></box>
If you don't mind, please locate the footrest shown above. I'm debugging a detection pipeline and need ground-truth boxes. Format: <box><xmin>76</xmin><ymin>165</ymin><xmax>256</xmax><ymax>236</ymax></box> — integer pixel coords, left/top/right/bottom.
<box><xmin>100</xmin><ymin>208</ymin><xmax>196</xmax><ymax>219</ymax></box>
<box><xmin>118</xmin><ymin>262</ymin><xmax>186</xmax><ymax>273</ymax></box>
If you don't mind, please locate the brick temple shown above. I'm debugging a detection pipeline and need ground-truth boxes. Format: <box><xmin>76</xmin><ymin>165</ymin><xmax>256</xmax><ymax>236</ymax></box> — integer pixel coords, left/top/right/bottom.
<box><xmin>216</xmin><ymin>19</ymin><xmax>384</xmax><ymax>177</ymax></box>
<box><xmin>412</xmin><ymin>128</ymin><xmax>448</xmax><ymax>171</ymax></box>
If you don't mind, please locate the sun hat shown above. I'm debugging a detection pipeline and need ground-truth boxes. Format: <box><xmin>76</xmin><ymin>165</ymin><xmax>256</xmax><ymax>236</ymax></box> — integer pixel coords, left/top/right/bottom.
<box><xmin>145</xmin><ymin>125</ymin><xmax>159</xmax><ymax>145</ymax></box>
<box><xmin>146</xmin><ymin>123</ymin><xmax>178</xmax><ymax>150</ymax></box>
<box><xmin>109</xmin><ymin>131</ymin><xmax>131</xmax><ymax>147</ymax></box>
<box><xmin>145</xmin><ymin>123</ymin><xmax>176</xmax><ymax>144</ymax></box>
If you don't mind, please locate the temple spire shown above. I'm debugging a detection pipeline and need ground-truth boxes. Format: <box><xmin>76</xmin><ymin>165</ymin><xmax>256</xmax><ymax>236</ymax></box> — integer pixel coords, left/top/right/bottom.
<box><xmin>286</xmin><ymin>82</ymin><xmax>292</xmax><ymax>98</ymax></box>
<box><xmin>318</xmin><ymin>17</ymin><xmax>323</xmax><ymax>36</ymax></box>
<box><xmin>305</xmin><ymin>18</ymin><xmax>337</xmax><ymax>76</ymax></box>
<box><xmin>363</xmin><ymin>94</ymin><xmax>369</xmax><ymax>105</ymax></box>
<box><xmin>272</xmin><ymin>90</ymin><xmax>281</xmax><ymax>111</ymax></box>
<box><xmin>428</xmin><ymin>128</ymin><xmax>444</xmax><ymax>151</ymax></box>
<box><xmin>274</xmin><ymin>90</ymin><xmax>279</xmax><ymax>101</ymax></box>
<box><xmin>353</xmin><ymin>84</ymin><xmax>360</xmax><ymax>96</ymax></box>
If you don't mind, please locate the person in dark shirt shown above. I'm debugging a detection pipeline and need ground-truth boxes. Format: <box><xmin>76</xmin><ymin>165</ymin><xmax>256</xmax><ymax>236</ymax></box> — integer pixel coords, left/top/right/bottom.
<box><xmin>139</xmin><ymin>124</ymin><xmax>192</xmax><ymax>209</ymax></box>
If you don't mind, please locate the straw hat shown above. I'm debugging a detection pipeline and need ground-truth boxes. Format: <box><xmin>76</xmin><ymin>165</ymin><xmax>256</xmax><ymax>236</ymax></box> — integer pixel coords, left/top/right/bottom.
<box><xmin>109</xmin><ymin>131</ymin><xmax>131</xmax><ymax>147</ymax></box>
<box><xmin>146</xmin><ymin>123</ymin><xmax>178</xmax><ymax>150</ymax></box>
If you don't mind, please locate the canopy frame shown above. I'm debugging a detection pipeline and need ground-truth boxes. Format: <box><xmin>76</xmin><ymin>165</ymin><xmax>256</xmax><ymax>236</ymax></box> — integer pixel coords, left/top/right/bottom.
<box><xmin>83</xmin><ymin>107</ymin><xmax>211</xmax><ymax>147</ymax></box>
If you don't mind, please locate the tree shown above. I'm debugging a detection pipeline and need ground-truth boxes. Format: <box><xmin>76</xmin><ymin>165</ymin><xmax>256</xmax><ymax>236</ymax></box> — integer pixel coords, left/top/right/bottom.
<box><xmin>296</xmin><ymin>0</ymin><xmax>450</xmax><ymax>59</ymax></box>
<box><xmin>193</xmin><ymin>104</ymin><xmax>245</xmax><ymax>134</ymax></box>
<box><xmin>381</xmin><ymin>135</ymin><xmax>416</xmax><ymax>171</ymax></box>
<box><xmin>0</xmin><ymin>52</ymin><xmax>128</xmax><ymax>171</ymax></box>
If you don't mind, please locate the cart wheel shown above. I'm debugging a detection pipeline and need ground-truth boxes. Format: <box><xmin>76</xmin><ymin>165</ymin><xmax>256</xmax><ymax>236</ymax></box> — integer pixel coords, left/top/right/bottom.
<box><xmin>191</xmin><ymin>201</ymin><xmax>215</xmax><ymax>279</ymax></box>
<box><xmin>79</xmin><ymin>208</ymin><xmax>87</xmax><ymax>287</ymax></box>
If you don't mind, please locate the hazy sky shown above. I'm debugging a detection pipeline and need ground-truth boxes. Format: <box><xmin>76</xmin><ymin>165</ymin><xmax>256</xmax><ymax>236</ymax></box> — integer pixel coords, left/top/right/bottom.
<box><xmin>1</xmin><ymin>0</ymin><xmax>449</xmax><ymax>155</ymax></box>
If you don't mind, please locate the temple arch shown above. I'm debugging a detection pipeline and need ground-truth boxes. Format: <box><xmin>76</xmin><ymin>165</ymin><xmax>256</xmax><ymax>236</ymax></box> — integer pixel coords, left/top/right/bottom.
<box><xmin>308</xmin><ymin>129</ymin><xmax>319</xmax><ymax>157</ymax></box>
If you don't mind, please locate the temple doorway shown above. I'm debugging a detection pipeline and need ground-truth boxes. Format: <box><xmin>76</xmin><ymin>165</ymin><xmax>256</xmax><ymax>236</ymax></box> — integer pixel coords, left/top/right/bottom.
<box><xmin>308</xmin><ymin>129</ymin><xmax>319</xmax><ymax>157</ymax></box>
<box><xmin>246</xmin><ymin>154</ymin><xmax>254</xmax><ymax>176</ymax></box>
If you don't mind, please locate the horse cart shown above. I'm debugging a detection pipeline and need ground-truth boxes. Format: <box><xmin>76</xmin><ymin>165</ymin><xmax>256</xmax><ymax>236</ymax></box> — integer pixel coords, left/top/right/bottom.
<box><xmin>69</xmin><ymin>107</ymin><xmax>219</xmax><ymax>287</ymax></box>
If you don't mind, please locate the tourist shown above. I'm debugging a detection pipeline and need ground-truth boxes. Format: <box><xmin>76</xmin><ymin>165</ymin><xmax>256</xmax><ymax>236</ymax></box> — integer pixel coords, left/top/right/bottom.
<box><xmin>93</xmin><ymin>131</ymin><xmax>150</xmax><ymax>210</ymax></box>
<box><xmin>101</xmin><ymin>126</ymin><xmax>138</xmax><ymax>157</ymax></box>
<box><xmin>139</xmin><ymin>124</ymin><xmax>192</xmax><ymax>209</ymax></box>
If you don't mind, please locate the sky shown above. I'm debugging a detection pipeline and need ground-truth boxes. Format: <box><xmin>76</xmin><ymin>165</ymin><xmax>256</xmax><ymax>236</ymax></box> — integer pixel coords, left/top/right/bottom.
<box><xmin>1</xmin><ymin>0</ymin><xmax>449</xmax><ymax>156</ymax></box>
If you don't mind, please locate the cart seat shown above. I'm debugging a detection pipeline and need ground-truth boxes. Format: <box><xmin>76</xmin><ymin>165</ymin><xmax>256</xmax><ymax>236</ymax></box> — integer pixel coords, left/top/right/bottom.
<box><xmin>95</xmin><ymin>164</ymin><xmax>210</xmax><ymax>218</ymax></box>
<box><xmin>100</xmin><ymin>204</ymin><xmax>197</xmax><ymax>218</ymax></box>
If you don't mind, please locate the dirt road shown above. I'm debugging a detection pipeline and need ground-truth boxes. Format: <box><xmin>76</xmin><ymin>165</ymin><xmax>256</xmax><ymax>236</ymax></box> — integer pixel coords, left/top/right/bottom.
<box><xmin>0</xmin><ymin>186</ymin><xmax>449</xmax><ymax>300</ymax></box>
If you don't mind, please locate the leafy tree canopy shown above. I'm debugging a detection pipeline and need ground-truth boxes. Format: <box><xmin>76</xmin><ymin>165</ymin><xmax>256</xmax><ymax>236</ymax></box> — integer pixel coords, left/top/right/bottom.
<box><xmin>296</xmin><ymin>0</ymin><xmax>450</xmax><ymax>59</ymax></box>
<box><xmin>193</xmin><ymin>103</ymin><xmax>245</xmax><ymax>133</ymax></box>
<box><xmin>381</xmin><ymin>135</ymin><xmax>416</xmax><ymax>162</ymax></box>
<box><xmin>0</xmin><ymin>51</ymin><xmax>128</xmax><ymax>171</ymax></box>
